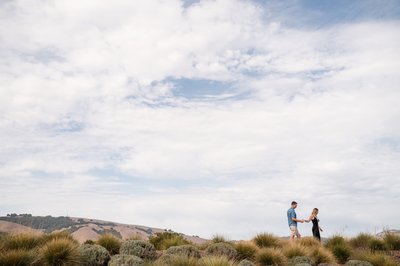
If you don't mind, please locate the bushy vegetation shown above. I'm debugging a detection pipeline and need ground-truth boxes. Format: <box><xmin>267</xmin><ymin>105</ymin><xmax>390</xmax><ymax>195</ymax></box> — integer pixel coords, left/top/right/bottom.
<box><xmin>79</xmin><ymin>244</ymin><xmax>110</xmax><ymax>266</ymax></box>
<box><xmin>205</xmin><ymin>242</ymin><xmax>237</xmax><ymax>260</ymax></box>
<box><xmin>108</xmin><ymin>254</ymin><xmax>144</xmax><ymax>266</ymax></box>
<box><xmin>211</xmin><ymin>234</ymin><xmax>229</xmax><ymax>243</ymax></box>
<box><xmin>383</xmin><ymin>231</ymin><xmax>400</xmax><ymax>250</ymax></box>
<box><xmin>253</xmin><ymin>233</ymin><xmax>282</xmax><ymax>249</ymax></box>
<box><xmin>0</xmin><ymin>230</ymin><xmax>399</xmax><ymax>266</ymax></box>
<box><xmin>234</xmin><ymin>241</ymin><xmax>258</xmax><ymax>261</ymax></box>
<box><xmin>149</xmin><ymin>231</ymin><xmax>190</xmax><ymax>250</ymax></box>
<box><xmin>255</xmin><ymin>248</ymin><xmax>287</xmax><ymax>266</ymax></box>
<box><xmin>0</xmin><ymin>214</ymin><xmax>75</xmax><ymax>233</ymax></box>
<box><xmin>120</xmin><ymin>240</ymin><xmax>157</xmax><ymax>260</ymax></box>
<box><xmin>166</xmin><ymin>244</ymin><xmax>201</xmax><ymax>258</ymax></box>
<box><xmin>96</xmin><ymin>234</ymin><xmax>121</xmax><ymax>255</ymax></box>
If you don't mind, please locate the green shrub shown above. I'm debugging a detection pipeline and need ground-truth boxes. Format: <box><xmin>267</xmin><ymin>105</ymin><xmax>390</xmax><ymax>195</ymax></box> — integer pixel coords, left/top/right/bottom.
<box><xmin>297</xmin><ymin>237</ymin><xmax>321</xmax><ymax>248</ymax></box>
<box><xmin>355</xmin><ymin>251</ymin><xmax>397</xmax><ymax>266</ymax></box>
<box><xmin>39</xmin><ymin>238</ymin><xmax>81</xmax><ymax>266</ymax></box>
<box><xmin>253</xmin><ymin>233</ymin><xmax>282</xmax><ymax>248</ymax></box>
<box><xmin>331</xmin><ymin>244</ymin><xmax>352</xmax><ymax>264</ymax></box>
<box><xmin>205</xmin><ymin>243</ymin><xmax>237</xmax><ymax>260</ymax></box>
<box><xmin>0</xmin><ymin>249</ymin><xmax>37</xmax><ymax>266</ymax></box>
<box><xmin>283</xmin><ymin>243</ymin><xmax>308</xmax><ymax>258</ymax></box>
<box><xmin>344</xmin><ymin>260</ymin><xmax>373</xmax><ymax>266</ymax></box>
<box><xmin>79</xmin><ymin>244</ymin><xmax>110</xmax><ymax>266</ymax></box>
<box><xmin>120</xmin><ymin>240</ymin><xmax>157</xmax><ymax>260</ymax></box>
<box><xmin>2</xmin><ymin>233</ymin><xmax>41</xmax><ymax>250</ymax></box>
<box><xmin>382</xmin><ymin>232</ymin><xmax>400</xmax><ymax>250</ymax></box>
<box><xmin>237</xmin><ymin>259</ymin><xmax>255</xmax><ymax>266</ymax></box>
<box><xmin>108</xmin><ymin>254</ymin><xmax>144</xmax><ymax>266</ymax></box>
<box><xmin>84</xmin><ymin>240</ymin><xmax>95</xmax><ymax>245</ymax></box>
<box><xmin>368</xmin><ymin>238</ymin><xmax>388</xmax><ymax>252</ymax></box>
<box><xmin>166</xmin><ymin>244</ymin><xmax>201</xmax><ymax>258</ymax></box>
<box><xmin>234</xmin><ymin>241</ymin><xmax>258</xmax><ymax>261</ymax></box>
<box><xmin>96</xmin><ymin>234</ymin><xmax>121</xmax><ymax>255</ymax></box>
<box><xmin>255</xmin><ymin>248</ymin><xmax>287</xmax><ymax>266</ymax></box>
<box><xmin>350</xmin><ymin>233</ymin><xmax>374</xmax><ymax>249</ymax></box>
<box><xmin>149</xmin><ymin>232</ymin><xmax>190</xmax><ymax>250</ymax></box>
<box><xmin>307</xmin><ymin>246</ymin><xmax>335</xmax><ymax>265</ymax></box>
<box><xmin>155</xmin><ymin>254</ymin><xmax>198</xmax><ymax>266</ymax></box>
<box><xmin>198</xmin><ymin>255</ymin><xmax>236</xmax><ymax>266</ymax></box>
<box><xmin>288</xmin><ymin>256</ymin><xmax>313</xmax><ymax>266</ymax></box>
<box><xmin>325</xmin><ymin>235</ymin><xmax>347</xmax><ymax>249</ymax></box>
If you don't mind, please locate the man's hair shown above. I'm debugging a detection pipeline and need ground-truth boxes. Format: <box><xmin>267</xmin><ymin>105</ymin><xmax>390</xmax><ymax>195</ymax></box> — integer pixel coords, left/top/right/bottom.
<box><xmin>291</xmin><ymin>201</ymin><xmax>297</xmax><ymax>206</ymax></box>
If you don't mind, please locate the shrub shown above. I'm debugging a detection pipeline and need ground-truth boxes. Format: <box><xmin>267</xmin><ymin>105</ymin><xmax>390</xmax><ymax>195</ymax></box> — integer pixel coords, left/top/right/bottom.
<box><xmin>344</xmin><ymin>260</ymin><xmax>373</xmax><ymax>266</ymax></box>
<box><xmin>155</xmin><ymin>254</ymin><xmax>198</xmax><ymax>266</ymax></box>
<box><xmin>325</xmin><ymin>235</ymin><xmax>347</xmax><ymax>249</ymax></box>
<box><xmin>238</xmin><ymin>259</ymin><xmax>256</xmax><ymax>266</ymax></box>
<box><xmin>2</xmin><ymin>233</ymin><xmax>41</xmax><ymax>250</ymax></box>
<box><xmin>39</xmin><ymin>238</ymin><xmax>81</xmax><ymax>266</ymax></box>
<box><xmin>120</xmin><ymin>240</ymin><xmax>157</xmax><ymax>260</ymax></box>
<box><xmin>382</xmin><ymin>232</ymin><xmax>400</xmax><ymax>250</ymax></box>
<box><xmin>297</xmin><ymin>237</ymin><xmax>321</xmax><ymax>248</ymax></box>
<box><xmin>252</xmin><ymin>233</ymin><xmax>282</xmax><ymax>249</ymax></box>
<box><xmin>84</xmin><ymin>240</ymin><xmax>95</xmax><ymax>245</ymax></box>
<box><xmin>205</xmin><ymin>243</ymin><xmax>237</xmax><ymax>260</ymax></box>
<box><xmin>368</xmin><ymin>238</ymin><xmax>388</xmax><ymax>252</ymax></box>
<box><xmin>234</xmin><ymin>241</ymin><xmax>258</xmax><ymax>261</ymax></box>
<box><xmin>355</xmin><ymin>251</ymin><xmax>397</xmax><ymax>266</ymax></box>
<box><xmin>331</xmin><ymin>244</ymin><xmax>352</xmax><ymax>264</ymax></box>
<box><xmin>288</xmin><ymin>256</ymin><xmax>313</xmax><ymax>266</ymax></box>
<box><xmin>350</xmin><ymin>233</ymin><xmax>374</xmax><ymax>249</ymax></box>
<box><xmin>283</xmin><ymin>243</ymin><xmax>308</xmax><ymax>258</ymax></box>
<box><xmin>211</xmin><ymin>235</ymin><xmax>229</xmax><ymax>244</ymax></box>
<box><xmin>149</xmin><ymin>232</ymin><xmax>190</xmax><ymax>250</ymax></box>
<box><xmin>198</xmin><ymin>255</ymin><xmax>236</xmax><ymax>266</ymax></box>
<box><xmin>0</xmin><ymin>249</ymin><xmax>37</xmax><ymax>266</ymax></box>
<box><xmin>79</xmin><ymin>244</ymin><xmax>110</xmax><ymax>266</ymax></box>
<box><xmin>96</xmin><ymin>234</ymin><xmax>121</xmax><ymax>255</ymax></box>
<box><xmin>108</xmin><ymin>254</ymin><xmax>144</xmax><ymax>266</ymax></box>
<box><xmin>255</xmin><ymin>248</ymin><xmax>287</xmax><ymax>266</ymax></box>
<box><xmin>166</xmin><ymin>244</ymin><xmax>201</xmax><ymax>258</ymax></box>
<box><xmin>307</xmin><ymin>246</ymin><xmax>335</xmax><ymax>265</ymax></box>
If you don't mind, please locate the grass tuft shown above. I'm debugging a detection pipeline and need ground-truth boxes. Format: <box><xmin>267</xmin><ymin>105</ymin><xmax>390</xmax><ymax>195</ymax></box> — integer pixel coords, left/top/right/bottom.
<box><xmin>39</xmin><ymin>238</ymin><xmax>81</xmax><ymax>266</ymax></box>
<box><xmin>252</xmin><ymin>233</ymin><xmax>282</xmax><ymax>248</ymax></box>
<box><xmin>96</xmin><ymin>234</ymin><xmax>121</xmax><ymax>255</ymax></box>
<box><xmin>255</xmin><ymin>248</ymin><xmax>287</xmax><ymax>266</ymax></box>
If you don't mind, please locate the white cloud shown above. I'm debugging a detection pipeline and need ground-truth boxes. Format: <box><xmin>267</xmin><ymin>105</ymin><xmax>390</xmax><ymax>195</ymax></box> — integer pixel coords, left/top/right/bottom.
<box><xmin>0</xmin><ymin>0</ymin><xmax>399</xmax><ymax>239</ymax></box>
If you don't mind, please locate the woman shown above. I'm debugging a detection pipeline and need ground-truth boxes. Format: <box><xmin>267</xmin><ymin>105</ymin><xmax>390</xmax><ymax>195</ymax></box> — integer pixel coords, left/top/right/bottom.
<box><xmin>307</xmin><ymin>208</ymin><xmax>323</xmax><ymax>241</ymax></box>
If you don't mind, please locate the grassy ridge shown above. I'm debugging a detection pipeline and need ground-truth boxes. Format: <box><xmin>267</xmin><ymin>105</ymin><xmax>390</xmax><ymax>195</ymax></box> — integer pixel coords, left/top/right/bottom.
<box><xmin>0</xmin><ymin>231</ymin><xmax>399</xmax><ymax>265</ymax></box>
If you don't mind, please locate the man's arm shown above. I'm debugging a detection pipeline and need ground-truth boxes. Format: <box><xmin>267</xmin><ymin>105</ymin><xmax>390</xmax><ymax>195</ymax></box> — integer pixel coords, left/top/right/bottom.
<box><xmin>292</xmin><ymin>217</ymin><xmax>305</xmax><ymax>223</ymax></box>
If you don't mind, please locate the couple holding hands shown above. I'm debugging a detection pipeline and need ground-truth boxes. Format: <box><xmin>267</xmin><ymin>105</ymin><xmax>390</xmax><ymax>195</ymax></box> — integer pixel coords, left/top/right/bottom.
<box><xmin>287</xmin><ymin>201</ymin><xmax>323</xmax><ymax>242</ymax></box>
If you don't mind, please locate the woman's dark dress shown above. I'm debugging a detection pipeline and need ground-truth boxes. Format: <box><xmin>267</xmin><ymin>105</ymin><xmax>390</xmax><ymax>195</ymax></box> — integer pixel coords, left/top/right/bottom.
<box><xmin>312</xmin><ymin>217</ymin><xmax>321</xmax><ymax>241</ymax></box>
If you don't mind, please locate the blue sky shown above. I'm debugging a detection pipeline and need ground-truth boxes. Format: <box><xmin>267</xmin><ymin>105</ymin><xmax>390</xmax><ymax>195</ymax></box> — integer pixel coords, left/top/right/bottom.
<box><xmin>0</xmin><ymin>0</ymin><xmax>399</xmax><ymax>240</ymax></box>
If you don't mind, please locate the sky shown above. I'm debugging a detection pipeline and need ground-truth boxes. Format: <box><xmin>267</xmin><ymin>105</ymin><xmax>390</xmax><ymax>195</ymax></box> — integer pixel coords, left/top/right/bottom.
<box><xmin>0</xmin><ymin>0</ymin><xmax>399</xmax><ymax>240</ymax></box>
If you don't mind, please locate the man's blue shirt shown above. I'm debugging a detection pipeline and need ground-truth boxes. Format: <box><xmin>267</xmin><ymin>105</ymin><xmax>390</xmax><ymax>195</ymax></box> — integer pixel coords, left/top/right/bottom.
<box><xmin>287</xmin><ymin>208</ymin><xmax>297</xmax><ymax>227</ymax></box>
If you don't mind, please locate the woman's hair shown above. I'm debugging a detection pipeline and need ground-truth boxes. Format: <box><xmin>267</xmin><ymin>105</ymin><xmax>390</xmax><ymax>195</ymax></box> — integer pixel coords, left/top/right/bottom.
<box><xmin>312</xmin><ymin>208</ymin><xmax>319</xmax><ymax>215</ymax></box>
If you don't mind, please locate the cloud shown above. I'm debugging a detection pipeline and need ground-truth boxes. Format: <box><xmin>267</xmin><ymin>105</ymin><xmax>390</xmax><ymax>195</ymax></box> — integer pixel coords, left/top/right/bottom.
<box><xmin>0</xmin><ymin>0</ymin><xmax>399</xmax><ymax>239</ymax></box>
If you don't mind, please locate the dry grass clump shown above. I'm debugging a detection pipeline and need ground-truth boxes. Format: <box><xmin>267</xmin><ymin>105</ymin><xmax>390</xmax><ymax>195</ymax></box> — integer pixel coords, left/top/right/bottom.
<box><xmin>252</xmin><ymin>233</ymin><xmax>282</xmax><ymax>249</ymax></box>
<box><xmin>0</xmin><ymin>249</ymin><xmax>37</xmax><ymax>266</ymax></box>
<box><xmin>2</xmin><ymin>233</ymin><xmax>41</xmax><ymax>250</ymax></box>
<box><xmin>382</xmin><ymin>232</ymin><xmax>400</xmax><ymax>250</ymax></box>
<box><xmin>234</xmin><ymin>241</ymin><xmax>258</xmax><ymax>261</ymax></box>
<box><xmin>39</xmin><ymin>238</ymin><xmax>81</xmax><ymax>266</ymax></box>
<box><xmin>297</xmin><ymin>237</ymin><xmax>321</xmax><ymax>248</ymax></box>
<box><xmin>211</xmin><ymin>235</ymin><xmax>230</xmax><ymax>244</ymax></box>
<box><xmin>325</xmin><ymin>235</ymin><xmax>352</xmax><ymax>263</ymax></box>
<box><xmin>354</xmin><ymin>250</ymin><xmax>398</xmax><ymax>266</ymax></box>
<box><xmin>153</xmin><ymin>254</ymin><xmax>199</xmax><ymax>266</ymax></box>
<box><xmin>198</xmin><ymin>255</ymin><xmax>236</xmax><ymax>266</ymax></box>
<box><xmin>149</xmin><ymin>231</ymin><xmax>190</xmax><ymax>250</ymax></box>
<box><xmin>96</xmin><ymin>234</ymin><xmax>121</xmax><ymax>255</ymax></box>
<box><xmin>40</xmin><ymin>231</ymin><xmax>77</xmax><ymax>245</ymax></box>
<box><xmin>255</xmin><ymin>248</ymin><xmax>287</xmax><ymax>266</ymax></box>
<box><xmin>350</xmin><ymin>233</ymin><xmax>375</xmax><ymax>249</ymax></box>
<box><xmin>307</xmin><ymin>246</ymin><xmax>336</xmax><ymax>265</ymax></box>
<box><xmin>282</xmin><ymin>243</ymin><xmax>308</xmax><ymax>258</ymax></box>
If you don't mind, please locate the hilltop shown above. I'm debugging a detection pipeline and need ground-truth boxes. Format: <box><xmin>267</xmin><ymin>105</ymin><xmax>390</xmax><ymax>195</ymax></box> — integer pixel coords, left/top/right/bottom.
<box><xmin>0</xmin><ymin>214</ymin><xmax>207</xmax><ymax>244</ymax></box>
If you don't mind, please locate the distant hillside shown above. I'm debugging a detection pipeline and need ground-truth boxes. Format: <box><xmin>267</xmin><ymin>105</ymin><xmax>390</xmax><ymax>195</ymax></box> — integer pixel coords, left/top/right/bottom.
<box><xmin>0</xmin><ymin>214</ymin><xmax>207</xmax><ymax>244</ymax></box>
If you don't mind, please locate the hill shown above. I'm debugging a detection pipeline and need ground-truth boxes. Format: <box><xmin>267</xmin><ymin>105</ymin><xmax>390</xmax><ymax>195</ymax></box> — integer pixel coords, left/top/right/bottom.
<box><xmin>0</xmin><ymin>214</ymin><xmax>207</xmax><ymax>244</ymax></box>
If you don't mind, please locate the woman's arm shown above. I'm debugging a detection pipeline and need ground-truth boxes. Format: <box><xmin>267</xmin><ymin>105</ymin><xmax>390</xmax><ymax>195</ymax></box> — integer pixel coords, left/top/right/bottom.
<box><xmin>306</xmin><ymin>214</ymin><xmax>314</xmax><ymax>223</ymax></box>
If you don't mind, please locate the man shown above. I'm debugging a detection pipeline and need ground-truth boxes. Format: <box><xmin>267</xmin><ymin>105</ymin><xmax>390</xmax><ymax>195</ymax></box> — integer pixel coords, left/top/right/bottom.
<box><xmin>287</xmin><ymin>201</ymin><xmax>307</xmax><ymax>242</ymax></box>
